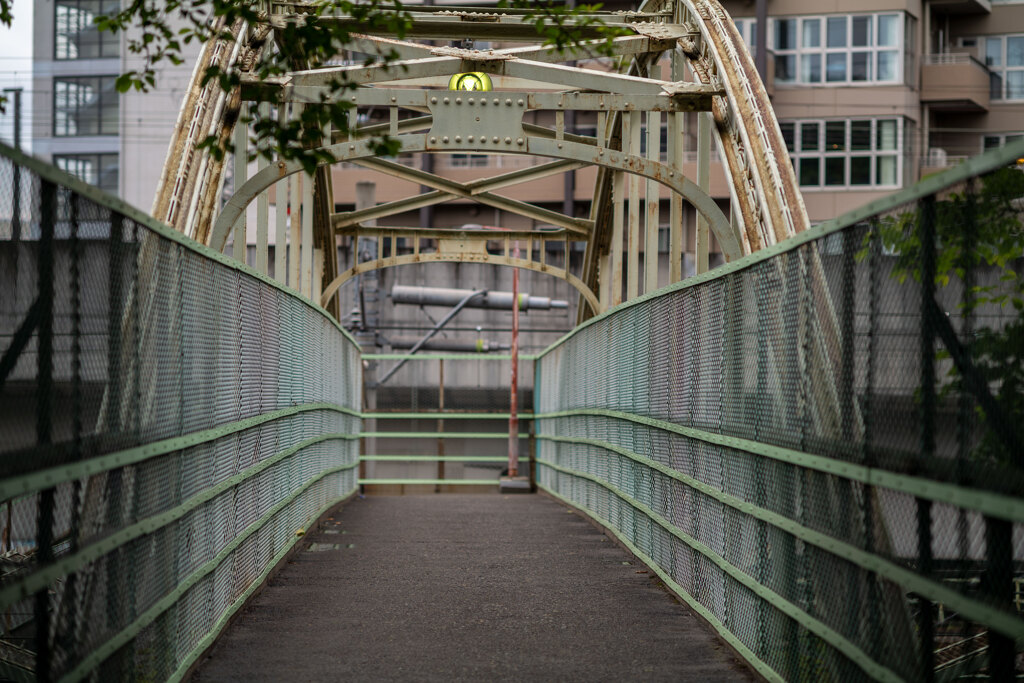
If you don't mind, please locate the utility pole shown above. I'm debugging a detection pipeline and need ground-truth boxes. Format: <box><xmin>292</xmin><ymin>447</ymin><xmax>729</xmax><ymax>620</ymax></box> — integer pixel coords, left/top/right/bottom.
<box><xmin>755</xmin><ymin>0</ymin><xmax>768</xmax><ymax>84</ymax></box>
<box><xmin>4</xmin><ymin>88</ymin><xmax>22</xmax><ymax>244</ymax></box>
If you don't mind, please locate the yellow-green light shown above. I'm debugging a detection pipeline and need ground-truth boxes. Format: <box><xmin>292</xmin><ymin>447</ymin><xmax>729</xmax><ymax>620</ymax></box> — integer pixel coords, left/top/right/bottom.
<box><xmin>448</xmin><ymin>72</ymin><xmax>493</xmax><ymax>92</ymax></box>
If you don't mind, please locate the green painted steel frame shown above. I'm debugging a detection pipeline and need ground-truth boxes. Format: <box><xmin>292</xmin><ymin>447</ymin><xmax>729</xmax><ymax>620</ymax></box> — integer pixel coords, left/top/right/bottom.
<box><xmin>534</xmin><ymin>434</ymin><xmax>1024</xmax><ymax>642</ymax></box>
<box><xmin>535</xmin><ymin>409</ymin><xmax>1024</xmax><ymax>524</ymax></box>
<box><xmin>0</xmin><ymin>431</ymin><xmax>358</xmax><ymax>610</ymax></box>
<box><xmin>532</xmin><ymin>140</ymin><xmax>1024</xmax><ymax>680</ymax></box>
<box><xmin>163</xmin><ymin>491</ymin><xmax>351</xmax><ymax>683</ymax></box>
<box><xmin>0</xmin><ymin>403</ymin><xmax>359</xmax><ymax>502</ymax></box>
<box><xmin>62</xmin><ymin>464</ymin><xmax>359</xmax><ymax>683</ymax></box>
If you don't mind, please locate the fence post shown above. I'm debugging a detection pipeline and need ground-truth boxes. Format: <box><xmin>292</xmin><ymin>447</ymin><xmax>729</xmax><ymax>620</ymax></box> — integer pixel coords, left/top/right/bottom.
<box><xmin>918</xmin><ymin>194</ymin><xmax>936</xmax><ymax>683</ymax></box>
<box><xmin>34</xmin><ymin>179</ymin><xmax>56</xmax><ymax>681</ymax></box>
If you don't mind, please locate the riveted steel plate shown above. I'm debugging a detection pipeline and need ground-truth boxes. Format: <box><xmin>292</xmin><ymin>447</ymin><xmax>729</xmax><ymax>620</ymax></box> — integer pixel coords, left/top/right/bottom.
<box><xmin>426</xmin><ymin>90</ymin><xmax>527</xmax><ymax>152</ymax></box>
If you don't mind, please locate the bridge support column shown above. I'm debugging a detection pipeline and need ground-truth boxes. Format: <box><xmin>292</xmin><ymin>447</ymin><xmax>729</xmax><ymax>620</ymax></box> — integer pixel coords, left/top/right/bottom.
<box><xmin>696</xmin><ymin>112</ymin><xmax>712</xmax><ymax>275</ymax></box>
<box><xmin>644</xmin><ymin>111</ymin><xmax>661</xmax><ymax>294</ymax></box>
<box><xmin>232</xmin><ymin>103</ymin><xmax>248</xmax><ymax>264</ymax></box>
<box><xmin>627</xmin><ymin>111</ymin><xmax>642</xmax><ymax>301</ymax></box>
<box><xmin>610</xmin><ymin>164</ymin><xmax>625</xmax><ymax>308</ymax></box>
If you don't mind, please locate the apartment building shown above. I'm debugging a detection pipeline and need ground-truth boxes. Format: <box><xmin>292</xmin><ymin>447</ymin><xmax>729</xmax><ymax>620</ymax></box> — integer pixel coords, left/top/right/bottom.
<box><xmin>726</xmin><ymin>0</ymin><xmax>1024</xmax><ymax>223</ymax></box>
<box><xmin>328</xmin><ymin>0</ymin><xmax>1024</xmax><ymax>266</ymax></box>
<box><xmin>31</xmin><ymin>0</ymin><xmax>197</xmax><ymax>211</ymax></box>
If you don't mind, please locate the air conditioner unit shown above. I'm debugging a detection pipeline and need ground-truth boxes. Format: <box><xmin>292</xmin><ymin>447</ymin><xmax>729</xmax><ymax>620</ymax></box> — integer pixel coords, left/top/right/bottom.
<box><xmin>927</xmin><ymin>148</ymin><xmax>948</xmax><ymax>166</ymax></box>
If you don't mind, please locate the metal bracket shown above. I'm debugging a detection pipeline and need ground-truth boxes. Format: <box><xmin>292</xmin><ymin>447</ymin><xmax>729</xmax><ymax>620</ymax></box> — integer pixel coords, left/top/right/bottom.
<box><xmin>425</xmin><ymin>91</ymin><xmax>528</xmax><ymax>152</ymax></box>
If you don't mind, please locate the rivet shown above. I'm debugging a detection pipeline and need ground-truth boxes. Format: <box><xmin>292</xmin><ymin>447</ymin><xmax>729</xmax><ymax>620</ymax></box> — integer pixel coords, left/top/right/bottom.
<box><xmin>517</xmin><ymin>99</ymin><xmax>524</xmax><ymax>106</ymax></box>
<box><xmin>493</xmin><ymin>98</ymin><xmax>500</xmax><ymax>105</ymax></box>
<box><xmin>669</xmin><ymin>171</ymin><xmax>674</xmax><ymax>177</ymax></box>
<box><xmin>505</xmin><ymin>98</ymin><xmax>512</xmax><ymax>106</ymax></box>
<box><xmin>443</xmin><ymin>136</ymin><xmax>449</xmax><ymax>143</ymax></box>
<box><xmin>468</xmin><ymin>98</ymin><xmax>475</xmax><ymax>104</ymax></box>
<box><xmin>599</xmin><ymin>149</ymin><xmax>604</xmax><ymax>156</ymax></box>
<box><xmin>444</xmin><ymin>97</ymin><xmax>450</xmax><ymax>104</ymax></box>
<box><xmin>557</xmin><ymin>143</ymin><xmax>563</xmax><ymax>149</ymax></box>
<box><xmin>430</xmin><ymin>136</ymin><xmax>437</xmax><ymax>143</ymax></box>
<box><xmin>492</xmin><ymin>136</ymin><xmax>499</xmax><ymax>143</ymax></box>
<box><xmin>468</xmin><ymin>135</ymin><xmax>474</xmax><ymax>142</ymax></box>
<box><xmin>431</xmin><ymin>97</ymin><xmax>438</xmax><ymax>104</ymax></box>
<box><xmin>351</xmin><ymin>96</ymin><xmax>356</xmax><ymax>102</ymax></box>
<box><xmin>481</xmin><ymin>99</ymin><xmax>487</xmax><ymax>106</ymax></box>
<box><xmin>516</xmin><ymin>137</ymin><xmax>524</xmax><ymax>145</ymax></box>
<box><xmin>455</xmin><ymin>97</ymin><xmax>462</xmax><ymax>104</ymax></box>
<box><xmin>455</xmin><ymin>135</ymin><xmax>461</xmax><ymax>142</ymax></box>
<box><xmin>277</xmin><ymin>161</ymin><xmax>286</xmax><ymax>169</ymax></box>
<box><xmin>504</xmin><ymin>136</ymin><xmax>511</xmax><ymax>144</ymax></box>
<box><xmin>349</xmin><ymin>144</ymin><xmax>355</xmax><ymax>151</ymax></box>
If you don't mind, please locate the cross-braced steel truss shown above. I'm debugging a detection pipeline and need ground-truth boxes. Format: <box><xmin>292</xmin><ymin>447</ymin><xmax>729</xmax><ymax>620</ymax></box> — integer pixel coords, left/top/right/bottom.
<box><xmin>153</xmin><ymin>0</ymin><xmax>809</xmax><ymax>321</ymax></box>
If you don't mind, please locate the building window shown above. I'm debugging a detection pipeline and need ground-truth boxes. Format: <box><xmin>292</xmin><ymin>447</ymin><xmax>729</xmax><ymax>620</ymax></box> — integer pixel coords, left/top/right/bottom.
<box><xmin>448</xmin><ymin>154</ymin><xmax>488</xmax><ymax>168</ymax></box>
<box><xmin>53</xmin><ymin>76</ymin><xmax>119</xmax><ymax>136</ymax></box>
<box><xmin>55</xmin><ymin>0</ymin><xmax>120</xmax><ymax>60</ymax></box>
<box><xmin>983</xmin><ymin>132</ymin><xmax>1024</xmax><ymax>151</ymax></box>
<box><xmin>54</xmin><ymin>153</ymin><xmax>119</xmax><ymax>194</ymax></box>
<box><xmin>781</xmin><ymin>118</ymin><xmax>902</xmax><ymax>189</ymax></box>
<box><xmin>733</xmin><ymin>18</ymin><xmax>759</xmax><ymax>48</ymax></box>
<box><xmin>772</xmin><ymin>13</ymin><xmax>903</xmax><ymax>85</ymax></box>
<box><xmin>983</xmin><ymin>35</ymin><xmax>1024</xmax><ymax>100</ymax></box>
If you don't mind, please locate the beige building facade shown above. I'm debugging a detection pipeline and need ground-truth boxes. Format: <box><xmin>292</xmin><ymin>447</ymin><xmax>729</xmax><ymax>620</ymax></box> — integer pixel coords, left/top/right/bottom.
<box><xmin>31</xmin><ymin>0</ymin><xmax>199</xmax><ymax>212</ymax></box>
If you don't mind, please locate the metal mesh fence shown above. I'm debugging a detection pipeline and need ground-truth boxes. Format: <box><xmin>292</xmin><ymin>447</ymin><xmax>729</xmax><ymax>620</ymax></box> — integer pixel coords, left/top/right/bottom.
<box><xmin>535</xmin><ymin>145</ymin><xmax>1024</xmax><ymax>681</ymax></box>
<box><xmin>0</xmin><ymin>142</ymin><xmax>361</xmax><ymax>681</ymax></box>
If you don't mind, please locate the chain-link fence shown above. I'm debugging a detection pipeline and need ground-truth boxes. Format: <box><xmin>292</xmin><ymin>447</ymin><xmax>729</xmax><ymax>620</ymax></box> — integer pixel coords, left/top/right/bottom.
<box><xmin>535</xmin><ymin>142</ymin><xmax>1024</xmax><ymax>682</ymax></box>
<box><xmin>360</xmin><ymin>354</ymin><xmax>532</xmax><ymax>490</ymax></box>
<box><xmin>0</xmin><ymin>142</ymin><xmax>362</xmax><ymax>681</ymax></box>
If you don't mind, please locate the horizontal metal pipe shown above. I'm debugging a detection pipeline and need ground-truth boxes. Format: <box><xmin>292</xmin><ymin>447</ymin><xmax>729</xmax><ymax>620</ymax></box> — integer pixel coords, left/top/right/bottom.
<box><xmin>391</xmin><ymin>285</ymin><xmax>568</xmax><ymax>311</ymax></box>
<box><xmin>388</xmin><ymin>336</ymin><xmax>509</xmax><ymax>353</ymax></box>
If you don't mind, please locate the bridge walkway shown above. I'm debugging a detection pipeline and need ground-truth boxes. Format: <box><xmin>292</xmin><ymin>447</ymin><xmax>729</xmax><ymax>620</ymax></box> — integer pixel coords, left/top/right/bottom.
<box><xmin>191</xmin><ymin>495</ymin><xmax>755</xmax><ymax>682</ymax></box>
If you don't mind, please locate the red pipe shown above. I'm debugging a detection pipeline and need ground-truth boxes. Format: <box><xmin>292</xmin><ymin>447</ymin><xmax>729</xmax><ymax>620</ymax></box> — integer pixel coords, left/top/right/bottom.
<box><xmin>508</xmin><ymin>240</ymin><xmax>520</xmax><ymax>477</ymax></box>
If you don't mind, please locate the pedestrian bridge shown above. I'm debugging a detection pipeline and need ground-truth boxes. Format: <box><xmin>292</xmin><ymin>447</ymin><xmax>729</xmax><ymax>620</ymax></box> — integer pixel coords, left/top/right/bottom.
<box><xmin>2</xmin><ymin>138</ymin><xmax>1023</xmax><ymax>682</ymax></box>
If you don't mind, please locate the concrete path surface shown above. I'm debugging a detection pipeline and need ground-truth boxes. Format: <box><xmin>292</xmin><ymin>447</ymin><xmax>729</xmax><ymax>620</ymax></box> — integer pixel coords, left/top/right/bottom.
<box><xmin>192</xmin><ymin>494</ymin><xmax>755</xmax><ymax>682</ymax></box>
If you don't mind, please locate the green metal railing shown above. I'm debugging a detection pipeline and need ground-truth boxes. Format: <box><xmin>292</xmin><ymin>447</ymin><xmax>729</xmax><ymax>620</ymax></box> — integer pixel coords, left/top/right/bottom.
<box><xmin>534</xmin><ymin>141</ymin><xmax>1024</xmax><ymax>682</ymax></box>
<box><xmin>0</xmin><ymin>142</ymin><xmax>361</xmax><ymax>681</ymax></box>
<box><xmin>359</xmin><ymin>353</ymin><xmax>535</xmax><ymax>489</ymax></box>
<box><xmin>4</xmin><ymin>138</ymin><xmax>1023</xmax><ymax>682</ymax></box>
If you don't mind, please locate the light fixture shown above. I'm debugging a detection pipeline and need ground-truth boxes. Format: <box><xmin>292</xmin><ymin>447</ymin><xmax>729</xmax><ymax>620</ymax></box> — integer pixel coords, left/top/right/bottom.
<box><xmin>448</xmin><ymin>72</ymin><xmax>493</xmax><ymax>92</ymax></box>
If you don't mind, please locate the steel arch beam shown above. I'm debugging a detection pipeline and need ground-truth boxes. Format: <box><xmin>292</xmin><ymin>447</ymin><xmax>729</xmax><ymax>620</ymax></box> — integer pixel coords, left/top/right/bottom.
<box><xmin>209</xmin><ymin>132</ymin><xmax>737</xmax><ymax>259</ymax></box>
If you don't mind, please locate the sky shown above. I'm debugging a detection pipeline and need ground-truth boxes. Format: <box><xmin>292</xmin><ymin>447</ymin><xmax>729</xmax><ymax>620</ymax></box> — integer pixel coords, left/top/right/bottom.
<box><xmin>0</xmin><ymin>0</ymin><xmax>33</xmax><ymax>150</ymax></box>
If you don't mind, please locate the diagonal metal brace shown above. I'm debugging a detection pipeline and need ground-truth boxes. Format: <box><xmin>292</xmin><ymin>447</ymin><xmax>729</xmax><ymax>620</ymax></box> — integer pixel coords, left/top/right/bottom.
<box><xmin>0</xmin><ymin>298</ymin><xmax>40</xmax><ymax>392</ymax></box>
<box><xmin>929</xmin><ymin>296</ymin><xmax>1023</xmax><ymax>463</ymax></box>
<box><xmin>374</xmin><ymin>289</ymin><xmax>486</xmax><ymax>387</ymax></box>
